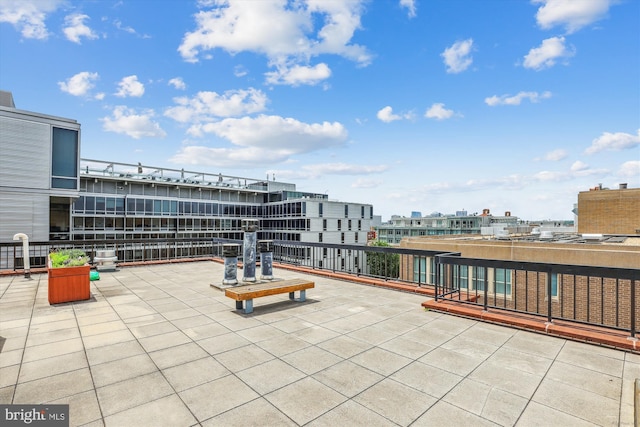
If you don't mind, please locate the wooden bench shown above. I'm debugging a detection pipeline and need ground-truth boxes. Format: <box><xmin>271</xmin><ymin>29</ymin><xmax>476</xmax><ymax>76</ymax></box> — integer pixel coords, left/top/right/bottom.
<box><xmin>224</xmin><ymin>278</ymin><xmax>314</xmax><ymax>314</ymax></box>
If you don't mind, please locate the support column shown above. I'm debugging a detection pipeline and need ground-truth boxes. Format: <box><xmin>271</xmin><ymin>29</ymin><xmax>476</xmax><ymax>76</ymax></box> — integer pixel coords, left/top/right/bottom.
<box><xmin>259</xmin><ymin>240</ymin><xmax>273</xmax><ymax>280</ymax></box>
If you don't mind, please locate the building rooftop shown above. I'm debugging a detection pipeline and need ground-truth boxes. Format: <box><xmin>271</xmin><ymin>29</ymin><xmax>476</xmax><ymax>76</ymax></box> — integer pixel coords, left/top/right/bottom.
<box><xmin>0</xmin><ymin>261</ymin><xmax>635</xmax><ymax>425</ymax></box>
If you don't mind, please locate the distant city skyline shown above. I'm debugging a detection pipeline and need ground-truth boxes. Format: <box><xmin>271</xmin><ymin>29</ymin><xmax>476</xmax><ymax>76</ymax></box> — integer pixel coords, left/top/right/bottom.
<box><xmin>1</xmin><ymin>0</ymin><xmax>638</xmax><ymax>221</ymax></box>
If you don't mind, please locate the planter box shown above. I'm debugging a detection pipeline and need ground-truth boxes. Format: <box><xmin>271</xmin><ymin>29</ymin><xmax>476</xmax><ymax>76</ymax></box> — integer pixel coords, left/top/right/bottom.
<box><xmin>47</xmin><ymin>264</ymin><xmax>91</xmax><ymax>304</ymax></box>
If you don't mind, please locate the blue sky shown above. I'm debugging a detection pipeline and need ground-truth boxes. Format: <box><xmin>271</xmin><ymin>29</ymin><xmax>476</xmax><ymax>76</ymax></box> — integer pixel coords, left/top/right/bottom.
<box><xmin>1</xmin><ymin>0</ymin><xmax>638</xmax><ymax>221</ymax></box>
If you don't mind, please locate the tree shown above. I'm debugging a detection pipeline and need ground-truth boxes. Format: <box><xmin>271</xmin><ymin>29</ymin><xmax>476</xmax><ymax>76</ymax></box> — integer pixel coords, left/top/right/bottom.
<box><xmin>366</xmin><ymin>241</ymin><xmax>399</xmax><ymax>278</ymax></box>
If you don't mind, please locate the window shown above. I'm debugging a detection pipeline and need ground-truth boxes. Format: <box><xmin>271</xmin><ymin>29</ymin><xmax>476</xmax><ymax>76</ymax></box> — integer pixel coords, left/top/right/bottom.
<box><xmin>344</xmin><ymin>205</ymin><xmax>349</xmax><ymax>218</ymax></box>
<box><xmin>495</xmin><ymin>268</ymin><xmax>512</xmax><ymax>295</ymax></box>
<box><xmin>454</xmin><ymin>265</ymin><xmax>469</xmax><ymax>289</ymax></box>
<box><xmin>323</xmin><ymin>219</ymin><xmax>327</xmax><ymax>231</ymax></box>
<box><xmin>361</xmin><ymin>205</ymin><xmax>365</xmax><ymax>218</ymax></box>
<box><xmin>337</xmin><ymin>220</ymin><xmax>342</xmax><ymax>230</ymax></box>
<box><xmin>354</xmin><ymin>233</ymin><xmax>358</xmax><ymax>243</ymax></box>
<box><xmin>318</xmin><ymin>232</ymin><xmax>323</xmax><ymax>242</ymax></box>
<box><xmin>348</xmin><ymin>220</ymin><xmax>352</xmax><ymax>230</ymax></box>
<box><xmin>429</xmin><ymin>258</ymin><xmax>435</xmax><ymax>284</ymax></box>
<box><xmin>473</xmin><ymin>266</ymin><xmax>486</xmax><ymax>291</ymax></box>
<box><xmin>319</xmin><ymin>203</ymin><xmax>323</xmax><ymax>217</ymax></box>
<box><xmin>414</xmin><ymin>257</ymin><xmax>426</xmax><ymax>283</ymax></box>
<box><xmin>51</xmin><ymin>127</ymin><xmax>79</xmax><ymax>189</ymax></box>
<box><xmin>341</xmin><ymin>232</ymin><xmax>345</xmax><ymax>243</ymax></box>
<box><xmin>549</xmin><ymin>273</ymin><xmax>559</xmax><ymax>298</ymax></box>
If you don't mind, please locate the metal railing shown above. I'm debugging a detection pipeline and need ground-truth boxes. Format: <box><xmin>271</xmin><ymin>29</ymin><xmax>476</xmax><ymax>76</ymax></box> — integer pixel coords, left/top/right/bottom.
<box><xmin>433</xmin><ymin>252</ymin><xmax>640</xmax><ymax>338</ymax></box>
<box><xmin>2</xmin><ymin>238</ymin><xmax>638</xmax><ymax>336</ymax></box>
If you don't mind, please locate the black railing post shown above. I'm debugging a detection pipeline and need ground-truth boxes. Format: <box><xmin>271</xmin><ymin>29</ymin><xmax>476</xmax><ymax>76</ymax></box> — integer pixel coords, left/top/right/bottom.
<box><xmin>435</xmin><ymin>254</ymin><xmax>440</xmax><ymax>301</ymax></box>
<box><xmin>631</xmin><ymin>279</ymin><xmax>636</xmax><ymax>338</ymax></box>
<box><xmin>483</xmin><ymin>266</ymin><xmax>488</xmax><ymax>311</ymax></box>
<box><xmin>547</xmin><ymin>269</ymin><xmax>553</xmax><ymax>324</ymax></box>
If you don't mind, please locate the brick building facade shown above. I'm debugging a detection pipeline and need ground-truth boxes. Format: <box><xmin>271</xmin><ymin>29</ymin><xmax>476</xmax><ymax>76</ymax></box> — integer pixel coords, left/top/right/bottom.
<box><xmin>577</xmin><ymin>185</ymin><xmax>640</xmax><ymax>235</ymax></box>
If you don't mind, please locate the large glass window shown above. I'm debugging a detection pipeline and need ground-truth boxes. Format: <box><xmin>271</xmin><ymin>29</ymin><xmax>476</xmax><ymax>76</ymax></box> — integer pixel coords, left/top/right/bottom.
<box><xmin>414</xmin><ymin>257</ymin><xmax>426</xmax><ymax>283</ymax></box>
<box><xmin>473</xmin><ymin>266</ymin><xmax>486</xmax><ymax>291</ymax></box>
<box><xmin>455</xmin><ymin>265</ymin><xmax>469</xmax><ymax>289</ymax></box>
<box><xmin>430</xmin><ymin>258</ymin><xmax>437</xmax><ymax>284</ymax></box>
<box><xmin>51</xmin><ymin>127</ymin><xmax>79</xmax><ymax>189</ymax></box>
<box><xmin>549</xmin><ymin>273</ymin><xmax>559</xmax><ymax>298</ymax></box>
<box><xmin>495</xmin><ymin>268</ymin><xmax>512</xmax><ymax>295</ymax></box>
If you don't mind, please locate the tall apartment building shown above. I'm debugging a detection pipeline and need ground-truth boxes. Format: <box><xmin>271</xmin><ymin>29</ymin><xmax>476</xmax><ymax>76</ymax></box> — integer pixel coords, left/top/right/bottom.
<box><xmin>0</xmin><ymin>92</ymin><xmax>373</xmax><ymax>247</ymax></box>
<box><xmin>577</xmin><ymin>184</ymin><xmax>640</xmax><ymax>235</ymax></box>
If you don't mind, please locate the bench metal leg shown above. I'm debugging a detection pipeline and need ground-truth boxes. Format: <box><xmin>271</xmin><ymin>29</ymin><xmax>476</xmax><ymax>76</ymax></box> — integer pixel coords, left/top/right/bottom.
<box><xmin>289</xmin><ymin>292</ymin><xmax>294</xmax><ymax>300</ymax></box>
<box><xmin>244</xmin><ymin>299</ymin><xmax>254</xmax><ymax>314</ymax></box>
<box><xmin>299</xmin><ymin>289</ymin><xmax>306</xmax><ymax>302</ymax></box>
<box><xmin>236</xmin><ymin>300</ymin><xmax>243</xmax><ymax>310</ymax></box>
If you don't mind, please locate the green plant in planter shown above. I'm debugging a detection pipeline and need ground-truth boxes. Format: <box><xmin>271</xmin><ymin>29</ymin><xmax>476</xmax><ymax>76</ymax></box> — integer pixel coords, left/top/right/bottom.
<box><xmin>50</xmin><ymin>249</ymin><xmax>90</xmax><ymax>268</ymax></box>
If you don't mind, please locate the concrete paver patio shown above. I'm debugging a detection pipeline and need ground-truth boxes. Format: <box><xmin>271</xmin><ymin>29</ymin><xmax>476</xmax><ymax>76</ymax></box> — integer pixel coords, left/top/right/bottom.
<box><xmin>0</xmin><ymin>261</ymin><xmax>636</xmax><ymax>426</ymax></box>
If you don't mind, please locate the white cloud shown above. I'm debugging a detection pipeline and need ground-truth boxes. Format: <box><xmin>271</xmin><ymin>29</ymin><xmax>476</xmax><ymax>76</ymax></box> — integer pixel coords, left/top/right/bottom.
<box><xmin>441</xmin><ymin>38</ymin><xmax>473</xmax><ymax>74</ymax></box>
<box><xmin>164</xmin><ymin>88</ymin><xmax>268</xmax><ymax>124</ymax></box>
<box><xmin>63</xmin><ymin>13</ymin><xmax>98</xmax><ymax>44</ymax></box>
<box><xmin>585</xmin><ymin>129</ymin><xmax>640</xmax><ymax>154</ymax></box>
<box><xmin>171</xmin><ymin>115</ymin><xmax>347</xmax><ymax>167</ymax></box>
<box><xmin>352</xmin><ymin>178</ymin><xmax>383</xmax><ymax>188</ymax></box>
<box><xmin>570</xmin><ymin>160</ymin><xmax>588</xmax><ymax>172</ymax></box>
<box><xmin>94</xmin><ymin>92</ymin><xmax>105</xmax><ymax>100</ymax></box>
<box><xmin>58</xmin><ymin>71</ymin><xmax>99</xmax><ymax>97</ymax></box>
<box><xmin>234</xmin><ymin>65</ymin><xmax>248</xmax><ymax>77</ymax></box>
<box><xmin>523</xmin><ymin>36</ymin><xmax>574</xmax><ymax>70</ymax></box>
<box><xmin>618</xmin><ymin>161</ymin><xmax>640</xmax><ymax>178</ymax></box>
<box><xmin>485</xmin><ymin>91</ymin><xmax>552</xmax><ymax>106</ymax></box>
<box><xmin>400</xmin><ymin>0</ymin><xmax>417</xmax><ymax>18</ymax></box>
<box><xmin>0</xmin><ymin>0</ymin><xmax>63</xmax><ymax>40</ymax></box>
<box><xmin>534</xmin><ymin>161</ymin><xmax>607</xmax><ymax>182</ymax></box>
<box><xmin>168</xmin><ymin>77</ymin><xmax>186</xmax><ymax>90</ymax></box>
<box><xmin>115</xmin><ymin>75</ymin><xmax>145</xmax><ymax>98</ymax></box>
<box><xmin>420</xmin><ymin>174</ymin><xmax>527</xmax><ymax>193</ymax></box>
<box><xmin>101</xmin><ymin>106</ymin><xmax>166</xmax><ymax>139</ymax></box>
<box><xmin>270</xmin><ymin>164</ymin><xmax>388</xmax><ymax>180</ymax></box>
<box><xmin>300</xmin><ymin>163</ymin><xmax>388</xmax><ymax>178</ymax></box>
<box><xmin>113</xmin><ymin>19</ymin><xmax>135</xmax><ymax>34</ymax></box>
<box><xmin>265</xmin><ymin>63</ymin><xmax>331</xmax><ymax>86</ymax></box>
<box><xmin>377</xmin><ymin>106</ymin><xmax>401</xmax><ymax>123</ymax></box>
<box><xmin>178</xmin><ymin>0</ymin><xmax>370</xmax><ymax>85</ymax></box>
<box><xmin>425</xmin><ymin>103</ymin><xmax>455</xmax><ymax>120</ymax></box>
<box><xmin>533</xmin><ymin>0</ymin><xmax>612</xmax><ymax>34</ymax></box>
<box><xmin>542</xmin><ymin>148</ymin><xmax>568</xmax><ymax>161</ymax></box>
<box><xmin>193</xmin><ymin>115</ymin><xmax>346</xmax><ymax>149</ymax></box>
<box><xmin>376</xmin><ymin>106</ymin><xmax>413</xmax><ymax>123</ymax></box>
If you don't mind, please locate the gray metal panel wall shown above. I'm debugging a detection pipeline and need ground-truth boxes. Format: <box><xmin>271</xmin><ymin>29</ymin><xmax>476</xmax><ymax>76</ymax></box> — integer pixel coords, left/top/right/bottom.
<box><xmin>0</xmin><ymin>116</ymin><xmax>50</xmax><ymax>190</ymax></box>
<box><xmin>0</xmin><ymin>191</ymin><xmax>49</xmax><ymax>241</ymax></box>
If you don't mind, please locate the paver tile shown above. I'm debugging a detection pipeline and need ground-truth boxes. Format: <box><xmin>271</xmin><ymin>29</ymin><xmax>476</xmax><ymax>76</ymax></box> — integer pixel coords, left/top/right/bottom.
<box><xmin>265</xmin><ymin>377</ymin><xmax>347</xmax><ymax>426</ymax></box>
<box><xmin>179</xmin><ymin>375</ymin><xmax>259</xmax><ymax>422</ymax></box>
<box><xmin>353</xmin><ymin>378</ymin><xmax>436</xmax><ymax>426</ymax></box>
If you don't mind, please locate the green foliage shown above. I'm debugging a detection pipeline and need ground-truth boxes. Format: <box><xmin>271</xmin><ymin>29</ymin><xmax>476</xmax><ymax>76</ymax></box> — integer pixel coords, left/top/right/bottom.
<box><xmin>50</xmin><ymin>249</ymin><xmax>89</xmax><ymax>268</ymax></box>
<box><xmin>365</xmin><ymin>241</ymin><xmax>400</xmax><ymax>278</ymax></box>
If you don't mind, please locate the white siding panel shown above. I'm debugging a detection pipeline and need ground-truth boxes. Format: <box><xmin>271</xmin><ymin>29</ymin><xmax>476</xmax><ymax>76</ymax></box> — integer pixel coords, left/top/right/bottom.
<box><xmin>0</xmin><ymin>116</ymin><xmax>50</xmax><ymax>189</ymax></box>
<box><xmin>0</xmin><ymin>192</ymin><xmax>49</xmax><ymax>242</ymax></box>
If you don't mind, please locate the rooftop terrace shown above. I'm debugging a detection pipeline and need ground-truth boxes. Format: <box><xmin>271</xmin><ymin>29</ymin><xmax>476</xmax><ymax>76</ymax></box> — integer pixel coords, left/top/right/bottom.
<box><xmin>0</xmin><ymin>261</ymin><xmax>636</xmax><ymax>426</ymax></box>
